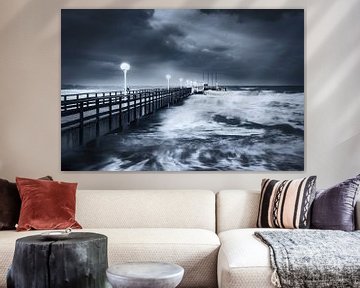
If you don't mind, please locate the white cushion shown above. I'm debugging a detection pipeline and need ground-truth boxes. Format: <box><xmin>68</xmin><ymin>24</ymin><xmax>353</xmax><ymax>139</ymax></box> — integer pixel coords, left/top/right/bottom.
<box><xmin>76</xmin><ymin>190</ymin><xmax>216</xmax><ymax>231</ymax></box>
<box><xmin>0</xmin><ymin>228</ymin><xmax>220</xmax><ymax>288</ymax></box>
<box><xmin>217</xmin><ymin>228</ymin><xmax>278</xmax><ymax>288</ymax></box>
<box><xmin>216</xmin><ymin>190</ymin><xmax>260</xmax><ymax>233</ymax></box>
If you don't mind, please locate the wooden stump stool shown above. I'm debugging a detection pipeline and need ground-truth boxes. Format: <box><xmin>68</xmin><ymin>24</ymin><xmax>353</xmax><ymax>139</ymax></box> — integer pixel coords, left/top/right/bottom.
<box><xmin>7</xmin><ymin>232</ymin><xmax>108</xmax><ymax>288</ymax></box>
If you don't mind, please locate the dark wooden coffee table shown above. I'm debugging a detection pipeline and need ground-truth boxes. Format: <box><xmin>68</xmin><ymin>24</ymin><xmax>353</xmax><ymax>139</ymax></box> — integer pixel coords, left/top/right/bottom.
<box><xmin>106</xmin><ymin>262</ymin><xmax>184</xmax><ymax>288</ymax></box>
<box><xmin>7</xmin><ymin>232</ymin><xmax>108</xmax><ymax>288</ymax></box>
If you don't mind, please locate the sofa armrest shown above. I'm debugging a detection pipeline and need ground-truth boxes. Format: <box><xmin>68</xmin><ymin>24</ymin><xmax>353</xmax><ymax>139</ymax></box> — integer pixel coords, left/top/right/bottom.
<box><xmin>356</xmin><ymin>201</ymin><xmax>360</xmax><ymax>230</ymax></box>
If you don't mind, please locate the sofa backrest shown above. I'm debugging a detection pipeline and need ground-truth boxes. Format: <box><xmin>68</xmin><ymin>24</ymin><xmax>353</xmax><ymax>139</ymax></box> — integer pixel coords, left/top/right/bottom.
<box><xmin>216</xmin><ymin>190</ymin><xmax>260</xmax><ymax>233</ymax></box>
<box><xmin>217</xmin><ymin>190</ymin><xmax>360</xmax><ymax>232</ymax></box>
<box><xmin>76</xmin><ymin>190</ymin><xmax>216</xmax><ymax>231</ymax></box>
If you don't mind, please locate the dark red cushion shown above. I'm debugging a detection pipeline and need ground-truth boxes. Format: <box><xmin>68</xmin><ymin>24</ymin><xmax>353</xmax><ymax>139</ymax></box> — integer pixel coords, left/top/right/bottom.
<box><xmin>16</xmin><ymin>177</ymin><xmax>82</xmax><ymax>231</ymax></box>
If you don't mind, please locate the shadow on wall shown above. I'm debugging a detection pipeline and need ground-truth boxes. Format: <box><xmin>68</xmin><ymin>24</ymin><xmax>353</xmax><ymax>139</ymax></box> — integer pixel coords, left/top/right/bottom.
<box><xmin>307</xmin><ymin>0</ymin><xmax>360</xmax><ymax>156</ymax></box>
<box><xmin>306</xmin><ymin>0</ymin><xmax>360</xmax><ymax>170</ymax></box>
<box><xmin>308</xmin><ymin>0</ymin><xmax>360</xmax><ymax>106</ymax></box>
<box><xmin>0</xmin><ymin>1</ymin><xmax>68</xmax><ymax>35</ymax></box>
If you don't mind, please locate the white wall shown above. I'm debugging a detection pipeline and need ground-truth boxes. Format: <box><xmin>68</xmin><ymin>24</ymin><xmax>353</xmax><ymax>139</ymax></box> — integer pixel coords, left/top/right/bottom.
<box><xmin>0</xmin><ymin>0</ymin><xmax>359</xmax><ymax>190</ymax></box>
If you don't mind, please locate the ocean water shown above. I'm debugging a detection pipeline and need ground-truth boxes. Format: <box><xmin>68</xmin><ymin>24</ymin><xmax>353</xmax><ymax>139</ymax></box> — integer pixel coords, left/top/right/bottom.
<box><xmin>62</xmin><ymin>86</ymin><xmax>304</xmax><ymax>171</ymax></box>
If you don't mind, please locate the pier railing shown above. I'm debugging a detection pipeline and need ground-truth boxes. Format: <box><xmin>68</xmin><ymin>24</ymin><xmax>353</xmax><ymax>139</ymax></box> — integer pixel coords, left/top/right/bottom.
<box><xmin>61</xmin><ymin>87</ymin><xmax>192</xmax><ymax>149</ymax></box>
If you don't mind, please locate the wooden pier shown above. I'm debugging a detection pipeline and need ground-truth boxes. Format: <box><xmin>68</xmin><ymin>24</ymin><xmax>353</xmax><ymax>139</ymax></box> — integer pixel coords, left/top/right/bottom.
<box><xmin>61</xmin><ymin>87</ymin><xmax>192</xmax><ymax>149</ymax></box>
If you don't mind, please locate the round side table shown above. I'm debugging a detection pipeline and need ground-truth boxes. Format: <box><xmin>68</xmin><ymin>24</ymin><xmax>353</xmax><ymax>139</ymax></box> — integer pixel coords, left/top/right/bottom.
<box><xmin>106</xmin><ymin>262</ymin><xmax>184</xmax><ymax>288</ymax></box>
<box><xmin>7</xmin><ymin>232</ymin><xmax>108</xmax><ymax>288</ymax></box>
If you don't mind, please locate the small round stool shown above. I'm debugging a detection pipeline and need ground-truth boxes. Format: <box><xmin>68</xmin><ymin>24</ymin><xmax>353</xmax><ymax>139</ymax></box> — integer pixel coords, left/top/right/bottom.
<box><xmin>106</xmin><ymin>262</ymin><xmax>184</xmax><ymax>288</ymax></box>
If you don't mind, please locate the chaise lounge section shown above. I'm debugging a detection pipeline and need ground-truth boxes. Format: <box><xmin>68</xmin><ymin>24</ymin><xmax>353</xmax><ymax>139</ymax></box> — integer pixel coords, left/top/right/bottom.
<box><xmin>216</xmin><ymin>189</ymin><xmax>360</xmax><ymax>288</ymax></box>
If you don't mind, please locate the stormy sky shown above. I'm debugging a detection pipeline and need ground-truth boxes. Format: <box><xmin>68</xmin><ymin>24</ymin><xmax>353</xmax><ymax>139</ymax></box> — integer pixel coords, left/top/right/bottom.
<box><xmin>61</xmin><ymin>9</ymin><xmax>304</xmax><ymax>88</ymax></box>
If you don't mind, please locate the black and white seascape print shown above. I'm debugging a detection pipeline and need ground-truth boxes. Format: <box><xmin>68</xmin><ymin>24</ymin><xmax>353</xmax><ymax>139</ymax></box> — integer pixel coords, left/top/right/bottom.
<box><xmin>61</xmin><ymin>9</ymin><xmax>304</xmax><ymax>171</ymax></box>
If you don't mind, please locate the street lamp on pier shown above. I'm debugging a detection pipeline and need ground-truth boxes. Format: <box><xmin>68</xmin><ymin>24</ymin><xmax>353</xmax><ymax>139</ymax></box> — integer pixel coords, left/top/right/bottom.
<box><xmin>166</xmin><ymin>74</ymin><xmax>171</xmax><ymax>91</ymax></box>
<box><xmin>120</xmin><ymin>62</ymin><xmax>130</xmax><ymax>95</ymax></box>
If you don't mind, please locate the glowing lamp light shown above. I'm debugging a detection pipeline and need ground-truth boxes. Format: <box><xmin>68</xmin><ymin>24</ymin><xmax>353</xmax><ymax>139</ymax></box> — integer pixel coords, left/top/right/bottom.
<box><xmin>120</xmin><ymin>62</ymin><xmax>130</xmax><ymax>71</ymax></box>
<box><xmin>166</xmin><ymin>74</ymin><xmax>171</xmax><ymax>91</ymax></box>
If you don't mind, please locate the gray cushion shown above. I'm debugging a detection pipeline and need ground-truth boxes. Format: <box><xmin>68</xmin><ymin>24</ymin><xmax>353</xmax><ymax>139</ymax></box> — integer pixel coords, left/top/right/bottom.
<box><xmin>311</xmin><ymin>174</ymin><xmax>360</xmax><ymax>231</ymax></box>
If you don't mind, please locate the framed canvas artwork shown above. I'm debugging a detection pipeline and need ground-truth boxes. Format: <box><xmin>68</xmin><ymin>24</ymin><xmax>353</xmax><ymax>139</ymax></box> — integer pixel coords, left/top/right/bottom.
<box><xmin>61</xmin><ymin>9</ymin><xmax>304</xmax><ymax>171</ymax></box>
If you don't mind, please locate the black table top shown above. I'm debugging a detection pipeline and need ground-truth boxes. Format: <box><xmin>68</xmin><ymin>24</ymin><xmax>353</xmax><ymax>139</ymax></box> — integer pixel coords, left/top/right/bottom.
<box><xmin>15</xmin><ymin>232</ymin><xmax>107</xmax><ymax>245</ymax></box>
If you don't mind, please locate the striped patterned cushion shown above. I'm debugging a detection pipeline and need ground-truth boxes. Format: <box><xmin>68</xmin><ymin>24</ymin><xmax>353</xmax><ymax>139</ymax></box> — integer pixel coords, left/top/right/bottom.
<box><xmin>257</xmin><ymin>177</ymin><xmax>317</xmax><ymax>229</ymax></box>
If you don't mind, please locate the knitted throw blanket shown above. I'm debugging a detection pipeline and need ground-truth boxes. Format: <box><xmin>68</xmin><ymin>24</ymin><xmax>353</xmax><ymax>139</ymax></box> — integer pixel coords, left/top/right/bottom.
<box><xmin>255</xmin><ymin>230</ymin><xmax>360</xmax><ymax>288</ymax></box>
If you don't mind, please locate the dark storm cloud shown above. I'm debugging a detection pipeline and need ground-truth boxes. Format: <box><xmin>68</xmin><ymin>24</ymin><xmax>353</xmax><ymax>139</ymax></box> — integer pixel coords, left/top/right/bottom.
<box><xmin>200</xmin><ymin>9</ymin><xmax>301</xmax><ymax>23</ymax></box>
<box><xmin>61</xmin><ymin>9</ymin><xmax>304</xmax><ymax>87</ymax></box>
<box><xmin>62</xmin><ymin>9</ymin><xmax>185</xmax><ymax>85</ymax></box>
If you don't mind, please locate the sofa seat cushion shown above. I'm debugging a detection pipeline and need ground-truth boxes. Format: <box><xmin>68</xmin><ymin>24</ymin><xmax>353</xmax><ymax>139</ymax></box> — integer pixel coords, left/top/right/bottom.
<box><xmin>102</xmin><ymin>228</ymin><xmax>220</xmax><ymax>288</ymax></box>
<box><xmin>0</xmin><ymin>228</ymin><xmax>220</xmax><ymax>288</ymax></box>
<box><xmin>218</xmin><ymin>228</ymin><xmax>282</xmax><ymax>288</ymax></box>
